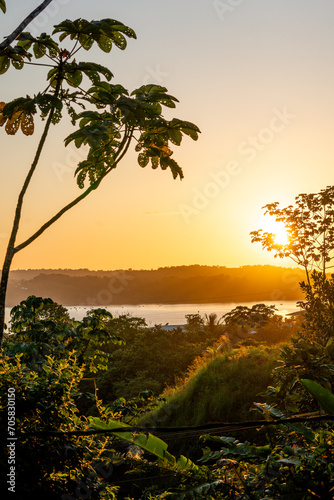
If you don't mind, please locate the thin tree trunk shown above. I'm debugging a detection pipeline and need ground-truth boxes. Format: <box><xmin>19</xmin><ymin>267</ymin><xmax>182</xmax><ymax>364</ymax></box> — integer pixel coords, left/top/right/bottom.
<box><xmin>0</xmin><ymin>123</ymin><xmax>134</xmax><ymax>343</ymax></box>
<box><xmin>0</xmin><ymin>0</ymin><xmax>54</xmax><ymax>51</ymax></box>
<box><xmin>0</xmin><ymin>73</ymin><xmax>61</xmax><ymax>344</ymax></box>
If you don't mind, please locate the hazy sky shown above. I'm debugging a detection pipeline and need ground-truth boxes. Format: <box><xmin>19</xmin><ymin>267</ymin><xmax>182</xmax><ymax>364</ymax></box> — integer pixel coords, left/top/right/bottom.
<box><xmin>1</xmin><ymin>0</ymin><xmax>334</xmax><ymax>270</ymax></box>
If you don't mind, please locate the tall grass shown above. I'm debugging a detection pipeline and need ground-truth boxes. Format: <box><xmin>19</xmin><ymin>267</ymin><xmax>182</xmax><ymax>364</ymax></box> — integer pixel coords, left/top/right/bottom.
<box><xmin>148</xmin><ymin>345</ymin><xmax>282</xmax><ymax>427</ymax></box>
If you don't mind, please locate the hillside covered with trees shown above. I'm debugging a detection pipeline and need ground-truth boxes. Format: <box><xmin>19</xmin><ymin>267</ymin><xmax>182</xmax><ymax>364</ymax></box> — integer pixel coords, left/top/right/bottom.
<box><xmin>5</xmin><ymin>265</ymin><xmax>305</xmax><ymax>306</ymax></box>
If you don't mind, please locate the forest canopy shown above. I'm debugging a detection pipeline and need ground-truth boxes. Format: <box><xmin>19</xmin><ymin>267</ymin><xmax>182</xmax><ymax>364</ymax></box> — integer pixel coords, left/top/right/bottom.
<box><xmin>5</xmin><ymin>265</ymin><xmax>305</xmax><ymax>306</ymax></box>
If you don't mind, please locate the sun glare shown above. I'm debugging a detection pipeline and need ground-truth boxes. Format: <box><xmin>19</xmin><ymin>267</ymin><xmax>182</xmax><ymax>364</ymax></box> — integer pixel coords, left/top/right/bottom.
<box><xmin>273</xmin><ymin>223</ymin><xmax>289</xmax><ymax>246</ymax></box>
<box><xmin>261</xmin><ymin>216</ymin><xmax>289</xmax><ymax>246</ymax></box>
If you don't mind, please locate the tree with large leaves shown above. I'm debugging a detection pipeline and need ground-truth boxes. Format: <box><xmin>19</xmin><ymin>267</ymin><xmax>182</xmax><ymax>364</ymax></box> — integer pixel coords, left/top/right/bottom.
<box><xmin>250</xmin><ymin>186</ymin><xmax>334</xmax><ymax>287</ymax></box>
<box><xmin>0</xmin><ymin>7</ymin><xmax>200</xmax><ymax>343</ymax></box>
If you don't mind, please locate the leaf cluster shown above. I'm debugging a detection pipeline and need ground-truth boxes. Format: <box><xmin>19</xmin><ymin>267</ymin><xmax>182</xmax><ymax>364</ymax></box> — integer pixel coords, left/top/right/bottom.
<box><xmin>7</xmin><ymin>296</ymin><xmax>124</xmax><ymax>373</ymax></box>
<box><xmin>53</xmin><ymin>18</ymin><xmax>136</xmax><ymax>52</ymax></box>
<box><xmin>223</xmin><ymin>303</ymin><xmax>279</xmax><ymax>329</ymax></box>
<box><xmin>200</xmin><ymin>426</ymin><xmax>334</xmax><ymax>499</ymax></box>
<box><xmin>1</xmin><ymin>17</ymin><xmax>200</xmax><ymax>197</ymax></box>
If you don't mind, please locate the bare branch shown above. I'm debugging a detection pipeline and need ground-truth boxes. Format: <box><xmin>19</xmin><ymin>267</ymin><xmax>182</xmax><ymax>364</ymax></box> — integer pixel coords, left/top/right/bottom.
<box><xmin>0</xmin><ymin>0</ymin><xmax>54</xmax><ymax>51</ymax></box>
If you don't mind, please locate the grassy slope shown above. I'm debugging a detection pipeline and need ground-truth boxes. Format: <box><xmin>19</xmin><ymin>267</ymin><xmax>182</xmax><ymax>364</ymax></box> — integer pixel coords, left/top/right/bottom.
<box><xmin>146</xmin><ymin>345</ymin><xmax>282</xmax><ymax>427</ymax></box>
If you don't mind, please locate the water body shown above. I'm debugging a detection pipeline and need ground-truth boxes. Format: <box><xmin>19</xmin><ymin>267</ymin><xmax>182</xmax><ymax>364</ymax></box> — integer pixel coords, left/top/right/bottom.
<box><xmin>5</xmin><ymin>301</ymin><xmax>301</xmax><ymax>327</ymax></box>
<box><xmin>60</xmin><ymin>300</ymin><xmax>301</xmax><ymax>326</ymax></box>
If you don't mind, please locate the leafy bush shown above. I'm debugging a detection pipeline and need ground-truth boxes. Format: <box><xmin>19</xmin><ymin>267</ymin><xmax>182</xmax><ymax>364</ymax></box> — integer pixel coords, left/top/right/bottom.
<box><xmin>95</xmin><ymin>318</ymin><xmax>208</xmax><ymax>402</ymax></box>
<box><xmin>1</xmin><ymin>297</ymin><xmax>123</xmax><ymax>498</ymax></box>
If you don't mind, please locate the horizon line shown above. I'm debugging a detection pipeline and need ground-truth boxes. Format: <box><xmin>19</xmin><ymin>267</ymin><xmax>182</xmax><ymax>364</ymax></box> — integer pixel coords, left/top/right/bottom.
<box><xmin>6</xmin><ymin>263</ymin><xmax>302</xmax><ymax>273</ymax></box>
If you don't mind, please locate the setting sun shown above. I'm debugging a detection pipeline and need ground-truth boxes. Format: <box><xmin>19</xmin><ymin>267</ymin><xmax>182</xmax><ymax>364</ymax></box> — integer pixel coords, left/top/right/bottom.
<box><xmin>273</xmin><ymin>223</ymin><xmax>289</xmax><ymax>246</ymax></box>
<box><xmin>261</xmin><ymin>216</ymin><xmax>289</xmax><ymax>246</ymax></box>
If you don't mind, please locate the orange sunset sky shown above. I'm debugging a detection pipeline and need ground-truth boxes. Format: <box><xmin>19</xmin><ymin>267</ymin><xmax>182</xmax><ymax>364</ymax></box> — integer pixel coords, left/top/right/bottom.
<box><xmin>1</xmin><ymin>0</ymin><xmax>334</xmax><ymax>270</ymax></box>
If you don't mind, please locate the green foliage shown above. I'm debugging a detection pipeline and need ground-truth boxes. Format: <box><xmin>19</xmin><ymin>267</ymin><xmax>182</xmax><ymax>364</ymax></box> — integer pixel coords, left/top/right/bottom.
<box><xmin>2</xmin><ymin>296</ymin><xmax>211</xmax><ymax>498</ymax></box>
<box><xmin>0</xmin><ymin>44</ymin><xmax>31</xmax><ymax>74</ymax></box>
<box><xmin>263</xmin><ymin>271</ymin><xmax>334</xmax><ymax>413</ymax></box>
<box><xmin>1</xmin><ymin>19</ymin><xmax>199</xmax><ymax>183</ymax></box>
<box><xmin>0</xmin><ymin>0</ymin><xmax>6</xmax><ymax>14</ymax></box>
<box><xmin>200</xmin><ymin>429</ymin><xmax>334</xmax><ymax>499</ymax></box>
<box><xmin>0</xmin><ymin>297</ymin><xmax>124</xmax><ymax>498</ymax></box>
<box><xmin>2</xmin><ymin>294</ymin><xmax>334</xmax><ymax>498</ymax></box>
<box><xmin>213</xmin><ymin>303</ymin><xmax>297</xmax><ymax>347</ymax></box>
<box><xmin>247</xmin><ymin>315</ymin><xmax>300</xmax><ymax>346</ymax></box>
<box><xmin>223</xmin><ymin>303</ymin><xmax>279</xmax><ymax>329</ymax></box>
<box><xmin>89</xmin><ymin>416</ymin><xmax>200</xmax><ymax>476</ymax></box>
<box><xmin>301</xmin><ymin>379</ymin><xmax>334</xmax><ymax>415</ymax></box>
<box><xmin>96</xmin><ymin>318</ymin><xmax>205</xmax><ymax>401</ymax></box>
<box><xmin>89</xmin><ymin>417</ymin><xmax>171</xmax><ymax>462</ymax></box>
<box><xmin>298</xmin><ymin>270</ymin><xmax>334</xmax><ymax>345</ymax></box>
<box><xmin>0</xmin><ymin>11</ymin><xmax>201</xmax><ymax>344</ymax></box>
<box><xmin>149</xmin><ymin>346</ymin><xmax>280</xmax><ymax>428</ymax></box>
<box><xmin>268</xmin><ymin>336</ymin><xmax>333</xmax><ymax>413</ymax></box>
<box><xmin>17</xmin><ymin>32</ymin><xmax>59</xmax><ymax>59</ymax></box>
<box><xmin>53</xmin><ymin>18</ymin><xmax>136</xmax><ymax>51</ymax></box>
<box><xmin>65</xmin><ymin>84</ymin><xmax>200</xmax><ymax>185</ymax></box>
<box><xmin>6</xmin><ymin>296</ymin><xmax>124</xmax><ymax>373</ymax></box>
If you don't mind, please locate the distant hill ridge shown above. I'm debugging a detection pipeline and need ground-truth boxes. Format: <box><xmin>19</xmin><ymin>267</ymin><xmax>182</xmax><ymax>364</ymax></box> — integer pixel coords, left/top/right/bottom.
<box><xmin>4</xmin><ymin>265</ymin><xmax>305</xmax><ymax>306</ymax></box>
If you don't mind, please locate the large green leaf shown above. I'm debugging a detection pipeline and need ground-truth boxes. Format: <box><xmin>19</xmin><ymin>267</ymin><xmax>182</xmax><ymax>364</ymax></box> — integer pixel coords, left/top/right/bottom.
<box><xmin>89</xmin><ymin>418</ymin><xmax>199</xmax><ymax>472</ymax></box>
<box><xmin>89</xmin><ymin>417</ymin><xmax>172</xmax><ymax>462</ymax></box>
<box><xmin>301</xmin><ymin>378</ymin><xmax>334</xmax><ymax>414</ymax></box>
<box><xmin>77</xmin><ymin>62</ymin><xmax>113</xmax><ymax>83</ymax></box>
<box><xmin>0</xmin><ymin>55</ymin><xmax>10</xmax><ymax>74</ymax></box>
<box><xmin>169</xmin><ymin>128</ymin><xmax>182</xmax><ymax>146</ymax></box>
<box><xmin>175</xmin><ymin>455</ymin><xmax>199</xmax><ymax>472</ymax></box>
<box><xmin>33</xmin><ymin>43</ymin><xmax>45</xmax><ymax>59</ymax></box>
<box><xmin>65</xmin><ymin>69</ymin><xmax>83</xmax><ymax>87</ymax></box>
<box><xmin>138</xmin><ymin>152</ymin><xmax>149</xmax><ymax>168</ymax></box>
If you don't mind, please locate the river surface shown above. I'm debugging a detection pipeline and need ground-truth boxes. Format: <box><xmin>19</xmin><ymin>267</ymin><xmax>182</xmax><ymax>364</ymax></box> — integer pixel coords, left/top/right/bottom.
<box><xmin>5</xmin><ymin>300</ymin><xmax>300</xmax><ymax>327</ymax></box>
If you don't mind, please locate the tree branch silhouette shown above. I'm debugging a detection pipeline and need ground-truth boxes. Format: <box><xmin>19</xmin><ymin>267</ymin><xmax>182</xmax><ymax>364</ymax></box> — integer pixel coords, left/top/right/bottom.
<box><xmin>0</xmin><ymin>0</ymin><xmax>54</xmax><ymax>51</ymax></box>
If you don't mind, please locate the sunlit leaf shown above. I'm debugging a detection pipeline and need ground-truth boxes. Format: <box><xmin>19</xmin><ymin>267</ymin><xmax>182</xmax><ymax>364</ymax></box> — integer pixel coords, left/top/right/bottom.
<box><xmin>16</xmin><ymin>32</ymin><xmax>34</xmax><ymax>50</ymax></box>
<box><xmin>149</xmin><ymin>142</ymin><xmax>173</xmax><ymax>157</ymax></box>
<box><xmin>169</xmin><ymin>128</ymin><xmax>182</xmax><ymax>146</ymax></box>
<box><xmin>151</xmin><ymin>157</ymin><xmax>159</xmax><ymax>169</ymax></box>
<box><xmin>0</xmin><ymin>56</ymin><xmax>10</xmax><ymax>75</ymax></box>
<box><xmin>138</xmin><ymin>152</ymin><xmax>149</xmax><ymax>168</ymax></box>
<box><xmin>5</xmin><ymin>111</ymin><xmax>22</xmax><ymax>135</ymax></box>
<box><xmin>89</xmin><ymin>417</ymin><xmax>172</xmax><ymax>462</ymax></box>
<box><xmin>78</xmin><ymin>33</ymin><xmax>94</xmax><ymax>50</ymax></box>
<box><xmin>20</xmin><ymin>112</ymin><xmax>34</xmax><ymax>136</ymax></box>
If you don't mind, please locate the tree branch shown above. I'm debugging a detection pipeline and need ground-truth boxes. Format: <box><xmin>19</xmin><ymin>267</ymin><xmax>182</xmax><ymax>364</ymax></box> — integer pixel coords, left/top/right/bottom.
<box><xmin>14</xmin><ymin>182</ymin><xmax>99</xmax><ymax>253</ymax></box>
<box><xmin>14</xmin><ymin>128</ymin><xmax>135</xmax><ymax>253</ymax></box>
<box><xmin>0</xmin><ymin>55</ymin><xmax>63</xmax><ymax>343</ymax></box>
<box><xmin>0</xmin><ymin>0</ymin><xmax>54</xmax><ymax>51</ymax></box>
